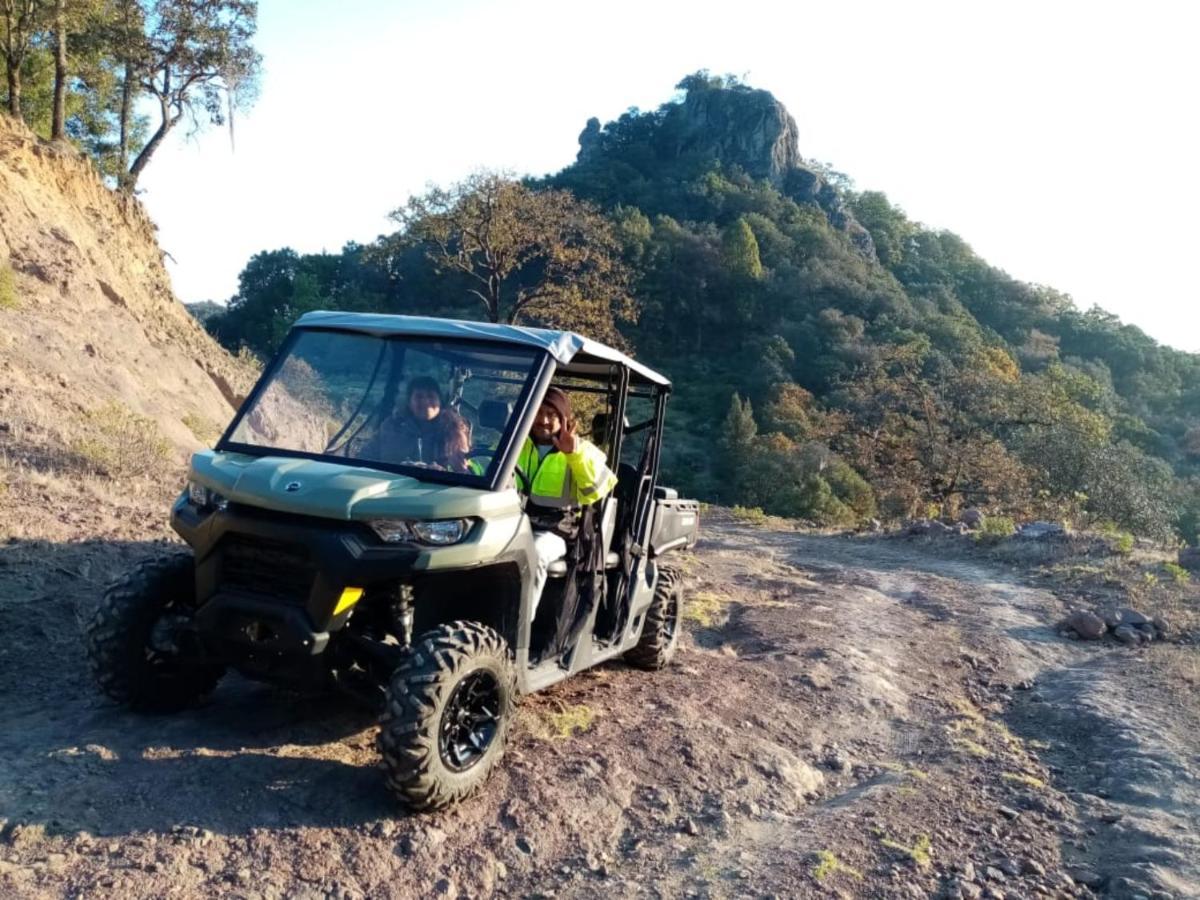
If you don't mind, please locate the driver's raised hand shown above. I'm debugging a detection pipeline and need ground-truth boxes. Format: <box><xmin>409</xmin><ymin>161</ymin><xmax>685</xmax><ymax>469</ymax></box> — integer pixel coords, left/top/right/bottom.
<box><xmin>553</xmin><ymin>418</ymin><xmax>578</xmax><ymax>454</ymax></box>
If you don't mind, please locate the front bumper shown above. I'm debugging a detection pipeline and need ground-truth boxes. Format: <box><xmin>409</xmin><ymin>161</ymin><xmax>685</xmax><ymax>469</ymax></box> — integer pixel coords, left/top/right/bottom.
<box><xmin>172</xmin><ymin>497</ymin><xmax>423</xmax><ymax>658</ymax></box>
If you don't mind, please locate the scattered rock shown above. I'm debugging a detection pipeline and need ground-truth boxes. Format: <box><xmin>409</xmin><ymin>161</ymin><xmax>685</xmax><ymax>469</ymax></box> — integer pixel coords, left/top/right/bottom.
<box><xmin>753</xmin><ymin>741</ymin><xmax>825</xmax><ymax>800</ymax></box>
<box><xmin>823</xmin><ymin>749</ymin><xmax>852</xmax><ymax>773</ymax></box>
<box><xmin>1063</xmin><ymin>609</ymin><xmax>1106</xmax><ymax>640</ymax></box>
<box><xmin>998</xmin><ymin>806</ymin><xmax>1020</xmax><ymax>820</ymax></box>
<box><xmin>7</xmin><ymin>823</ymin><xmax>44</xmax><ymax>851</ymax></box>
<box><xmin>960</xmin><ymin>508</ymin><xmax>985</xmax><ymax>530</ymax></box>
<box><xmin>801</xmin><ymin>665</ymin><xmax>834</xmax><ymax>691</ymax></box>
<box><xmin>1112</xmin><ymin>625</ymin><xmax>1141</xmax><ymax>645</ymax></box>
<box><xmin>1067</xmin><ymin>866</ymin><xmax>1105</xmax><ymax>889</ymax></box>
<box><xmin>906</xmin><ymin>518</ymin><xmax>965</xmax><ymax>537</ymax></box>
<box><xmin>1104</xmin><ymin>607</ymin><xmax>1152</xmax><ymax>629</ymax></box>
<box><xmin>1017</xmin><ymin>521</ymin><xmax>1067</xmax><ymax>540</ymax></box>
<box><xmin>370</xmin><ymin>821</ymin><xmax>396</xmax><ymax>840</ymax></box>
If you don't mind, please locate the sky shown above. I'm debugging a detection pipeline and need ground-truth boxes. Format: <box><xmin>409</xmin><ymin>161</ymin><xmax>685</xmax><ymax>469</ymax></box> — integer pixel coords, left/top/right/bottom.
<box><xmin>139</xmin><ymin>0</ymin><xmax>1200</xmax><ymax>352</ymax></box>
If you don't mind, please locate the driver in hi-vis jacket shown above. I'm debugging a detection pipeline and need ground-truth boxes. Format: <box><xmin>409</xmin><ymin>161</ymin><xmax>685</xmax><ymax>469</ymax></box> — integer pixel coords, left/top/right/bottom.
<box><xmin>515</xmin><ymin>387</ymin><xmax>618</xmax><ymax>614</ymax></box>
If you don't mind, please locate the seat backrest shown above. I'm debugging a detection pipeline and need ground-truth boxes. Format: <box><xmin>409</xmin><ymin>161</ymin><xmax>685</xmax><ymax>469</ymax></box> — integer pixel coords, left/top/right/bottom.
<box><xmin>478</xmin><ymin>399</ymin><xmax>513</xmax><ymax>432</ymax></box>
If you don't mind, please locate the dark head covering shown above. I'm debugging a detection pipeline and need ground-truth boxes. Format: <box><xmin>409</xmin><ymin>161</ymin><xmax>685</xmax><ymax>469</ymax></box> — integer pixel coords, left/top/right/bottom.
<box><xmin>540</xmin><ymin>387</ymin><xmax>572</xmax><ymax>425</ymax></box>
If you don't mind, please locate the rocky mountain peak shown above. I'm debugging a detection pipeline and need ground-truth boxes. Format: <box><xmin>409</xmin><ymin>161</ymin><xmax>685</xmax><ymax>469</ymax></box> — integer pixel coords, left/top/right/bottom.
<box><xmin>671</xmin><ymin>82</ymin><xmax>801</xmax><ymax>185</ymax></box>
<box><xmin>575</xmin><ymin>78</ymin><xmax>875</xmax><ymax>256</ymax></box>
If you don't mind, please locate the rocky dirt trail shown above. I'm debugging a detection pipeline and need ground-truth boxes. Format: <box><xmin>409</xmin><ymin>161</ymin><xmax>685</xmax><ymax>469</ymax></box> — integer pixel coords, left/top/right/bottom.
<box><xmin>1</xmin><ymin>511</ymin><xmax>1198</xmax><ymax>899</ymax></box>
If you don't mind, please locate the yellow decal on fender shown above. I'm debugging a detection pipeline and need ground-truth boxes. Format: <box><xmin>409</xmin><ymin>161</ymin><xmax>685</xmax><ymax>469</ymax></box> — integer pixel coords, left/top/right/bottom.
<box><xmin>333</xmin><ymin>587</ymin><xmax>364</xmax><ymax>616</ymax></box>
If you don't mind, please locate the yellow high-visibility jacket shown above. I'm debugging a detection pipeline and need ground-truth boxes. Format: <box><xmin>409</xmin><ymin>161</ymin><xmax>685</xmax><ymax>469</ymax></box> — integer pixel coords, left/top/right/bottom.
<box><xmin>515</xmin><ymin>438</ymin><xmax>618</xmax><ymax>509</ymax></box>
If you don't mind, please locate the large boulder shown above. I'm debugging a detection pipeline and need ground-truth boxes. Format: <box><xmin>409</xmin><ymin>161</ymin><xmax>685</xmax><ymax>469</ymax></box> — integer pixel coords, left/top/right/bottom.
<box><xmin>1064</xmin><ymin>609</ymin><xmax>1106</xmax><ymax>640</ymax></box>
<box><xmin>1017</xmin><ymin>521</ymin><xmax>1068</xmax><ymax>541</ymax></box>
<box><xmin>960</xmin><ymin>508</ymin><xmax>985</xmax><ymax>530</ymax></box>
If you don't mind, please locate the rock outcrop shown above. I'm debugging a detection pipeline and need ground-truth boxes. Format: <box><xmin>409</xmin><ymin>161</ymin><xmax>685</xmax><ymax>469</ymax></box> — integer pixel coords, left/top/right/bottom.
<box><xmin>668</xmin><ymin>84</ymin><xmax>801</xmax><ymax>185</ymax></box>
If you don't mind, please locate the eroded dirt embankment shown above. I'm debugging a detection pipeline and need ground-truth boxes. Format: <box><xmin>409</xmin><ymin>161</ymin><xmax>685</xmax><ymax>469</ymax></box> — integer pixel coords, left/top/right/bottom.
<box><xmin>0</xmin><ymin>115</ymin><xmax>254</xmax><ymax>485</ymax></box>
<box><xmin>1</xmin><ymin>513</ymin><xmax>1198</xmax><ymax>899</ymax></box>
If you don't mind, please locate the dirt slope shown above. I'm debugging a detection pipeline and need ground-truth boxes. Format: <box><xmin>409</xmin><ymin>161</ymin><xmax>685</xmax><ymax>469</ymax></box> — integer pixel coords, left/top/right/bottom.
<box><xmin>1</xmin><ymin>510</ymin><xmax>1197</xmax><ymax>899</ymax></box>
<box><xmin>0</xmin><ymin>115</ymin><xmax>251</xmax><ymax>482</ymax></box>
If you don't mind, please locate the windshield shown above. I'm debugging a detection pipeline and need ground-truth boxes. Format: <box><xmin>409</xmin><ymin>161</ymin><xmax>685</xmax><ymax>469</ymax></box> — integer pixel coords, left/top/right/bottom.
<box><xmin>223</xmin><ymin>328</ymin><xmax>543</xmax><ymax>485</ymax></box>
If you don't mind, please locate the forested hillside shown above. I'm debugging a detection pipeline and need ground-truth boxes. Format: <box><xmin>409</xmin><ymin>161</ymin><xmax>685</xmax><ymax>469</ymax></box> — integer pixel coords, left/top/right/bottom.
<box><xmin>201</xmin><ymin>73</ymin><xmax>1200</xmax><ymax>544</ymax></box>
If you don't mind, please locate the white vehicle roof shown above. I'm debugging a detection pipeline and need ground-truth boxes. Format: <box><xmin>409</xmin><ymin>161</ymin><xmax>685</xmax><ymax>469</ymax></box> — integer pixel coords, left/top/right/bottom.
<box><xmin>295</xmin><ymin>311</ymin><xmax>671</xmax><ymax>387</ymax></box>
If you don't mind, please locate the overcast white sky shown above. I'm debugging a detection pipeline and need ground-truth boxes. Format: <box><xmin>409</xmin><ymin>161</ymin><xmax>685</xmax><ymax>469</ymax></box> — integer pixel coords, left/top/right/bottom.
<box><xmin>139</xmin><ymin>0</ymin><xmax>1200</xmax><ymax>352</ymax></box>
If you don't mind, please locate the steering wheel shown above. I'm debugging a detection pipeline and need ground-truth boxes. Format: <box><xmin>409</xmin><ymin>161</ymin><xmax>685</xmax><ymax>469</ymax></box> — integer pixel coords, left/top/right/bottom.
<box><xmin>467</xmin><ymin>448</ymin><xmax>495</xmax><ymax>463</ymax></box>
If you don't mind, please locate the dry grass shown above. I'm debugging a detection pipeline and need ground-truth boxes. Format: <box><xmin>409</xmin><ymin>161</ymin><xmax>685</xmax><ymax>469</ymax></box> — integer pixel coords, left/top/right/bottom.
<box><xmin>525</xmin><ymin>702</ymin><xmax>597</xmax><ymax>740</ymax></box>
<box><xmin>1002</xmin><ymin>771</ymin><xmax>1047</xmax><ymax>790</ymax></box>
<box><xmin>812</xmin><ymin>849</ymin><xmax>863</xmax><ymax>882</ymax></box>
<box><xmin>0</xmin><ymin>260</ymin><xmax>17</xmax><ymax>310</ymax></box>
<box><xmin>70</xmin><ymin>401</ymin><xmax>172</xmax><ymax>478</ymax></box>
<box><xmin>182</xmin><ymin>411</ymin><xmax>221</xmax><ymax>445</ymax></box>
<box><xmin>684</xmin><ymin>591</ymin><xmax>728</xmax><ymax>627</ymax></box>
<box><xmin>879</xmin><ymin>834</ymin><xmax>932</xmax><ymax>869</ymax></box>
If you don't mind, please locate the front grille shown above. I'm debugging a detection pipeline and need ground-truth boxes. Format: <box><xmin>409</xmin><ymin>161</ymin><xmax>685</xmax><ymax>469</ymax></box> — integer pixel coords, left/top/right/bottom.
<box><xmin>218</xmin><ymin>535</ymin><xmax>316</xmax><ymax>604</ymax></box>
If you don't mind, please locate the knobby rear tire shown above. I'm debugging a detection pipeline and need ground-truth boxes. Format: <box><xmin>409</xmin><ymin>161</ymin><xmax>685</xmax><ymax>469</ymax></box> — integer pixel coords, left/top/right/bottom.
<box><xmin>625</xmin><ymin>563</ymin><xmax>682</xmax><ymax>670</ymax></box>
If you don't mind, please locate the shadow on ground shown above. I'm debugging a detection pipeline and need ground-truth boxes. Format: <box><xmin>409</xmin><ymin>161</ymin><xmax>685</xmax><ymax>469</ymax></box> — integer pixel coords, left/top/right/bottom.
<box><xmin>0</xmin><ymin>538</ymin><xmax>399</xmax><ymax>837</ymax></box>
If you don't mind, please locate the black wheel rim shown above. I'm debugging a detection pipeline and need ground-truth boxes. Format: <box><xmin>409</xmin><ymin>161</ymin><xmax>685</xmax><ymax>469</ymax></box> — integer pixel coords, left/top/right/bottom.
<box><xmin>144</xmin><ymin>603</ymin><xmax>191</xmax><ymax>673</ymax></box>
<box><xmin>664</xmin><ymin>590</ymin><xmax>680</xmax><ymax>643</ymax></box>
<box><xmin>439</xmin><ymin>669</ymin><xmax>501</xmax><ymax>772</ymax></box>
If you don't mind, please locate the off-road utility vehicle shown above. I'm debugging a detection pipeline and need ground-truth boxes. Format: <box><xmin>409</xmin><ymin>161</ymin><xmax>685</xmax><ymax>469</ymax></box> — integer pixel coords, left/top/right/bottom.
<box><xmin>86</xmin><ymin>312</ymin><xmax>699</xmax><ymax>809</ymax></box>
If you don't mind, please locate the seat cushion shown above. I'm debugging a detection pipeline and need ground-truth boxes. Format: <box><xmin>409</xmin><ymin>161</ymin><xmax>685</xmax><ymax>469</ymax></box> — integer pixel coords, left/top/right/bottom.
<box><xmin>547</xmin><ymin>553</ymin><xmax>619</xmax><ymax>577</ymax></box>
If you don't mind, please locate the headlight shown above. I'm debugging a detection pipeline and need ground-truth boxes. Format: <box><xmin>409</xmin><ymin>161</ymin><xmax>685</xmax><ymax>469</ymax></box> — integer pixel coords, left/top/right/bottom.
<box><xmin>411</xmin><ymin>519</ymin><xmax>471</xmax><ymax>546</ymax></box>
<box><xmin>367</xmin><ymin>519</ymin><xmax>413</xmax><ymax>543</ymax></box>
<box><xmin>368</xmin><ymin>518</ymin><xmax>472</xmax><ymax>546</ymax></box>
<box><xmin>187</xmin><ymin>480</ymin><xmax>227</xmax><ymax>511</ymax></box>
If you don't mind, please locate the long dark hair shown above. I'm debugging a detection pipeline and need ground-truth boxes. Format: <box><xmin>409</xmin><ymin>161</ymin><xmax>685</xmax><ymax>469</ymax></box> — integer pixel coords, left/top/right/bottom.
<box><xmin>434</xmin><ymin>409</ymin><xmax>473</xmax><ymax>472</ymax></box>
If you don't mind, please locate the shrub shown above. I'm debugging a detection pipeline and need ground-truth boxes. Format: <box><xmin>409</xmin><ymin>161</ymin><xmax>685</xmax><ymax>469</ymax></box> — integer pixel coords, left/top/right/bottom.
<box><xmin>730</xmin><ymin>505</ymin><xmax>767</xmax><ymax>525</ymax></box>
<box><xmin>976</xmin><ymin>516</ymin><xmax>1015</xmax><ymax>545</ymax></box>
<box><xmin>0</xmin><ymin>261</ymin><xmax>17</xmax><ymax>310</ymax></box>
<box><xmin>1111</xmin><ymin>531</ymin><xmax>1135</xmax><ymax>555</ymax></box>
<box><xmin>1163</xmin><ymin>562</ymin><xmax>1191</xmax><ymax>586</ymax></box>
<box><xmin>71</xmin><ymin>401</ymin><xmax>173</xmax><ymax>477</ymax></box>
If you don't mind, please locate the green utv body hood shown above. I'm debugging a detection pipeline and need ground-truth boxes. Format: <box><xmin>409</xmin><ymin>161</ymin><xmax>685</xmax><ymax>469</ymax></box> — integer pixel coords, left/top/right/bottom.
<box><xmin>188</xmin><ymin>450</ymin><xmax>519</xmax><ymax>521</ymax></box>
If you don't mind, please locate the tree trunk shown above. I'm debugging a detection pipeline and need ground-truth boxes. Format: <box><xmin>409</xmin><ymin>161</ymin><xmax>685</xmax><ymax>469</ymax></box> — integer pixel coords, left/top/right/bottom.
<box><xmin>123</xmin><ymin>98</ymin><xmax>174</xmax><ymax>191</ymax></box>
<box><xmin>118</xmin><ymin>59</ymin><xmax>133</xmax><ymax>175</ymax></box>
<box><xmin>6</xmin><ymin>63</ymin><xmax>19</xmax><ymax>117</ymax></box>
<box><xmin>51</xmin><ymin>1</ymin><xmax>67</xmax><ymax>139</ymax></box>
